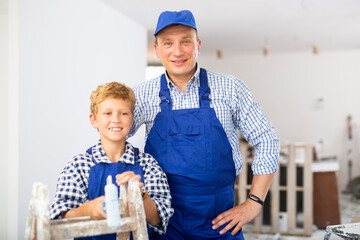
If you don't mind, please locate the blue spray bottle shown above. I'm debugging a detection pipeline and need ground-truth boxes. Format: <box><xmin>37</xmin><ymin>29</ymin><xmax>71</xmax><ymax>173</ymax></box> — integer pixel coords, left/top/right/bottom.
<box><xmin>104</xmin><ymin>175</ymin><xmax>121</xmax><ymax>227</ymax></box>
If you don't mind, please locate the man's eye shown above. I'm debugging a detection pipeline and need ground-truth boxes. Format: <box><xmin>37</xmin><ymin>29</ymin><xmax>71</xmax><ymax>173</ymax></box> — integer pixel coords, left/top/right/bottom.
<box><xmin>164</xmin><ymin>42</ymin><xmax>172</xmax><ymax>46</ymax></box>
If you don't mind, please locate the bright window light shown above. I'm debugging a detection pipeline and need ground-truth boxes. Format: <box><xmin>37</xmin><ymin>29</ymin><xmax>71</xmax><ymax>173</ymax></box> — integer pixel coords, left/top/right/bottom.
<box><xmin>146</xmin><ymin>66</ymin><xmax>165</xmax><ymax>81</ymax></box>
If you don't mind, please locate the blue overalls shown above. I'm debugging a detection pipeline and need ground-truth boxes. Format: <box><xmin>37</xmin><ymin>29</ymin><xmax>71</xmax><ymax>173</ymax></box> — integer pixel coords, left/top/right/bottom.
<box><xmin>76</xmin><ymin>146</ymin><xmax>151</xmax><ymax>240</ymax></box>
<box><xmin>145</xmin><ymin>68</ymin><xmax>244</xmax><ymax>239</ymax></box>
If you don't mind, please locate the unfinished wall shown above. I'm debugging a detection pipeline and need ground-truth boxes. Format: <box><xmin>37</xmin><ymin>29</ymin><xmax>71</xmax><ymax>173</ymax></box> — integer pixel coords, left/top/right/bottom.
<box><xmin>199</xmin><ymin>49</ymin><xmax>360</xmax><ymax>191</ymax></box>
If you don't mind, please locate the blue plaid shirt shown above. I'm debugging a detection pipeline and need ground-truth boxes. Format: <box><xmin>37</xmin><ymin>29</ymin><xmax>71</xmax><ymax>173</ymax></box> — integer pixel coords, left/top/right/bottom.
<box><xmin>130</xmin><ymin>66</ymin><xmax>280</xmax><ymax>175</ymax></box>
<box><xmin>50</xmin><ymin>141</ymin><xmax>174</xmax><ymax>234</ymax></box>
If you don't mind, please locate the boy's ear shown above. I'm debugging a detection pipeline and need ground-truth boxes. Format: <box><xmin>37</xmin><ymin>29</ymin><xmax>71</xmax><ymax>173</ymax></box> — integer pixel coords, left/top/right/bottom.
<box><xmin>89</xmin><ymin>113</ymin><xmax>98</xmax><ymax>129</ymax></box>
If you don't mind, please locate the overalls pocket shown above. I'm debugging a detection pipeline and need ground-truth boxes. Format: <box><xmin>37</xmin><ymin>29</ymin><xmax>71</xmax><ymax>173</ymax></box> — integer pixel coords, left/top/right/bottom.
<box><xmin>184</xmin><ymin>194</ymin><xmax>215</xmax><ymax>232</ymax></box>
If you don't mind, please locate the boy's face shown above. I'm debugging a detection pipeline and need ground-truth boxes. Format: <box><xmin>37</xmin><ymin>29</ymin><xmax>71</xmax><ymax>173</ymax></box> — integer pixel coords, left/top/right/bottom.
<box><xmin>90</xmin><ymin>98</ymin><xmax>133</xmax><ymax>145</ymax></box>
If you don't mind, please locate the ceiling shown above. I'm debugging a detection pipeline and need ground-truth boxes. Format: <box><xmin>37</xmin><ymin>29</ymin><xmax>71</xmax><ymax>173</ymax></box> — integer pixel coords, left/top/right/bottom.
<box><xmin>102</xmin><ymin>0</ymin><xmax>360</xmax><ymax>64</ymax></box>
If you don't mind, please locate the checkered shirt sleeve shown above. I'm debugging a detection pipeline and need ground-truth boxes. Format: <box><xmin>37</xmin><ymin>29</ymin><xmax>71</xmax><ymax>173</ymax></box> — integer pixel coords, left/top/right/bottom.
<box><xmin>136</xmin><ymin>152</ymin><xmax>174</xmax><ymax>234</ymax></box>
<box><xmin>50</xmin><ymin>153</ymin><xmax>93</xmax><ymax>220</ymax></box>
<box><xmin>226</xmin><ymin>72</ymin><xmax>280</xmax><ymax>175</ymax></box>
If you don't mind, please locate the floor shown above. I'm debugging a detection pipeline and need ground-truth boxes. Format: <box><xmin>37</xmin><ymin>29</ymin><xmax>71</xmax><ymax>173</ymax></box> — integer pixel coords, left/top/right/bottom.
<box><xmin>242</xmin><ymin>193</ymin><xmax>360</xmax><ymax>240</ymax></box>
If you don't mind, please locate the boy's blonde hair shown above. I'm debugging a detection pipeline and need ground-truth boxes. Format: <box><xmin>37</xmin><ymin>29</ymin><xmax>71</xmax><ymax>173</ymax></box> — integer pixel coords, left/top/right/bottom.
<box><xmin>90</xmin><ymin>82</ymin><xmax>136</xmax><ymax>117</ymax></box>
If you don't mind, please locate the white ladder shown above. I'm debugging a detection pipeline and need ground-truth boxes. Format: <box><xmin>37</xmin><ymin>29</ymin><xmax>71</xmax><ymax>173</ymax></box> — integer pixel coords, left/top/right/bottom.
<box><xmin>25</xmin><ymin>181</ymin><xmax>148</xmax><ymax>240</ymax></box>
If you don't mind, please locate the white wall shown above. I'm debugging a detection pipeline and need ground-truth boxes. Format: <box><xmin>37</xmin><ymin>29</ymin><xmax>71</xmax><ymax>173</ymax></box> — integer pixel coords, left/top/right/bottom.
<box><xmin>0</xmin><ymin>1</ymin><xmax>9</xmax><ymax>238</ymax></box>
<box><xmin>1</xmin><ymin>0</ymin><xmax>147</xmax><ymax>238</ymax></box>
<box><xmin>199</xmin><ymin>50</ymin><xmax>360</xmax><ymax>190</ymax></box>
<box><xmin>5</xmin><ymin>0</ymin><xmax>20</xmax><ymax>238</ymax></box>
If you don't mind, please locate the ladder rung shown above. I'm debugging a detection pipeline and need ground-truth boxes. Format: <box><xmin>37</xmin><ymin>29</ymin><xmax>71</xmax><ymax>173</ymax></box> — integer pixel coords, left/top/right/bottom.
<box><xmin>50</xmin><ymin>217</ymin><xmax>136</xmax><ymax>239</ymax></box>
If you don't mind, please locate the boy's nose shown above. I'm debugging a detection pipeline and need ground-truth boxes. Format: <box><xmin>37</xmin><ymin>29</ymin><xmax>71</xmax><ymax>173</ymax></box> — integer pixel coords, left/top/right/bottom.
<box><xmin>112</xmin><ymin>116</ymin><xmax>120</xmax><ymax>123</ymax></box>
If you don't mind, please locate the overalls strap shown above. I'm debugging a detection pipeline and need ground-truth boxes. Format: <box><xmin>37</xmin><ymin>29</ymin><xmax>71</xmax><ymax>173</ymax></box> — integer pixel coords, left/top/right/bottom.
<box><xmin>86</xmin><ymin>147</ymin><xmax>92</xmax><ymax>155</ymax></box>
<box><xmin>133</xmin><ymin>147</ymin><xmax>140</xmax><ymax>164</ymax></box>
<box><xmin>199</xmin><ymin>68</ymin><xmax>211</xmax><ymax>108</ymax></box>
<box><xmin>159</xmin><ymin>74</ymin><xmax>172</xmax><ymax>111</ymax></box>
<box><xmin>159</xmin><ymin>69</ymin><xmax>211</xmax><ymax>111</ymax></box>
<box><xmin>86</xmin><ymin>147</ymin><xmax>97</xmax><ymax>165</ymax></box>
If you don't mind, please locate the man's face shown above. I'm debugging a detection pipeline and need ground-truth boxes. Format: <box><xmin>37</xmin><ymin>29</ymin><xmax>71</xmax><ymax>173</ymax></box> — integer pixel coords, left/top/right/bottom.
<box><xmin>154</xmin><ymin>25</ymin><xmax>201</xmax><ymax>82</ymax></box>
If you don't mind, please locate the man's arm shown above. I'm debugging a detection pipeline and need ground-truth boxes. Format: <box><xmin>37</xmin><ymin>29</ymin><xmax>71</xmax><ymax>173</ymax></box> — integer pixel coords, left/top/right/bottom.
<box><xmin>212</xmin><ymin>173</ymin><xmax>275</xmax><ymax>235</ymax></box>
<box><xmin>211</xmin><ymin>77</ymin><xmax>280</xmax><ymax>235</ymax></box>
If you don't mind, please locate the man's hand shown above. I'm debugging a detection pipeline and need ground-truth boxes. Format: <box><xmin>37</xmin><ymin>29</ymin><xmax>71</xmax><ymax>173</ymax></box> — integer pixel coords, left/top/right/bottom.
<box><xmin>212</xmin><ymin>173</ymin><xmax>275</xmax><ymax>235</ymax></box>
<box><xmin>211</xmin><ymin>199</ymin><xmax>262</xmax><ymax>235</ymax></box>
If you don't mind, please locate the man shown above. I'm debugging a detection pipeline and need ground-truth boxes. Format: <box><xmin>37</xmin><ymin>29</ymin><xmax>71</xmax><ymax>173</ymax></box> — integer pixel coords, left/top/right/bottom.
<box><xmin>130</xmin><ymin>10</ymin><xmax>280</xmax><ymax>239</ymax></box>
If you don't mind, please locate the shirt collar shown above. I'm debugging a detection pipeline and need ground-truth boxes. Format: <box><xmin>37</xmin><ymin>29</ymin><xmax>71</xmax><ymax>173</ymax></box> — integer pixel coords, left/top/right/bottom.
<box><xmin>91</xmin><ymin>140</ymin><xmax>136</xmax><ymax>165</ymax></box>
<box><xmin>165</xmin><ymin>64</ymin><xmax>200</xmax><ymax>90</ymax></box>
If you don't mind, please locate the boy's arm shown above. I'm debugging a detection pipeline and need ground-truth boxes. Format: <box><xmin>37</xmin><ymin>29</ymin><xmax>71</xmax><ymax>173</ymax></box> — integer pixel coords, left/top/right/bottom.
<box><xmin>51</xmin><ymin>158</ymin><xmax>90</xmax><ymax>220</ymax></box>
<box><xmin>143</xmin><ymin>194</ymin><xmax>161</xmax><ymax>225</ymax></box>
<box><xmin>140</xmin><ymin>154</ymin><xmax>174</xmax><ymax>234</ymax></box>
<box><xmin>115</xmin><ymin>171</ymin><xmax>161</xmax><ymax>226</ymax></box>
<box><xmin>63</xmin><ymin>196</ymin><xmax>107</xmax><ymax>220</ymax></box>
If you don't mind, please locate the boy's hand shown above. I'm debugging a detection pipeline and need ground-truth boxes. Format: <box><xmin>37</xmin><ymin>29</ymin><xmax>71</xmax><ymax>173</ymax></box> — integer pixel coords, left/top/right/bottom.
<box><xmin>83</xmin><ymin>196</ymin><xmax>107</xmax><ymax>220</ymax></box>
<box><xmin>115</xmin><ymin>171</ymin><xmax>144</xmax><ymax>189</ymax></box>
<box><xmin>64</xmin><ymin>196</ymin><xmax>107</xmax><ymax>220</ymax></box>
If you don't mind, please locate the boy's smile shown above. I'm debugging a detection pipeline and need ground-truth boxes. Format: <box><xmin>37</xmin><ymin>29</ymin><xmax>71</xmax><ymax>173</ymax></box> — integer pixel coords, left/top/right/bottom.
<box><xmin>90</xmin><ymin>98</ymin><xmax>133</xmax><ymax>146</ymax></box>
<box><xmin>109</xmin><ymin>127</ymin><xmax>123</xmax><ymax>132</ymax></box>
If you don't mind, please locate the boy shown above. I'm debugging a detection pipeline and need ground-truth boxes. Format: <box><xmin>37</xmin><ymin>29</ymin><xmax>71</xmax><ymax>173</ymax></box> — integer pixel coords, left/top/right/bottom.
<box><xmin>51</xmin><ymin>82</ymin><xmax>173</xmax><ymax>239</ymax></box>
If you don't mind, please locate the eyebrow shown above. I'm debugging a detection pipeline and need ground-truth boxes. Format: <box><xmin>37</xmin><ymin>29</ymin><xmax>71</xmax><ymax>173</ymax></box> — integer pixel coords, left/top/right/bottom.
<box><xmin>160</xmin><ymin>35</ymin><xmax>193</xmax><ymax>42</ymax></box>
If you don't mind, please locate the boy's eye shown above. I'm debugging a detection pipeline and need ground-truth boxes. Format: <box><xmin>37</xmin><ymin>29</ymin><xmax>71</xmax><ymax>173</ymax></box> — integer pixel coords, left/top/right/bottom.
<box><xmin>104</xmin><ymin>112</ymin><xmax>111</xmax><ymax>115</ymax></box>
<box><xmin>120</xmin><ymin>112</ymin><xmax>128</xmax><ymax>116</ymax></box>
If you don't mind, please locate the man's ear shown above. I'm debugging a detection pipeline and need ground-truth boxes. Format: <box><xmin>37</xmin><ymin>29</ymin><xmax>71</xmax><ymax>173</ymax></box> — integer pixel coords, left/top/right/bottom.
<box><xmin>197</xmin><ymin>39</ymin><xmax>202</xmax><ymax>54</ymax></box>
<box><xmin>154</xmin><ymin>43</ymin><xmax>160</xmax><ymax>59</ymax></box>
<box><xmin>89</xmin><ymin>113</ymin><xmax>98</xmax><ymax>129</ymax></box>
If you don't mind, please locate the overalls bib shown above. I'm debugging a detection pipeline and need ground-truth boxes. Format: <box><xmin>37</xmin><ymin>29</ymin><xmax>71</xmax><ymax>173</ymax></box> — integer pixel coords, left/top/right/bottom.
<box><xmin>145</xmin><ymin>68</ymin><xmax>244</xmax><ymax>239</ymax></box>
<box><xmin>75</xmin><ymin>146</ymin><xmax>150</xmax><ymax>240</ymax></box>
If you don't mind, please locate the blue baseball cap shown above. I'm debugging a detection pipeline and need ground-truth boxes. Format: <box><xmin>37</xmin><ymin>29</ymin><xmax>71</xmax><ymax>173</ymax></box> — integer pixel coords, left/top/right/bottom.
<box><xmin>154</xmin><ymin>10</ymin><xmax>197</xmax><ymax>36</ymax></box>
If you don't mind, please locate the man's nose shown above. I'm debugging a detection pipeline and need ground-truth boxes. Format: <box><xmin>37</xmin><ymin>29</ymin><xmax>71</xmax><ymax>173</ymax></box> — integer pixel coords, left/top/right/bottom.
<box><xmin>173</xmin><ymin>42</ymin><xmax>183</xmax><ymax>56</ymax></box>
